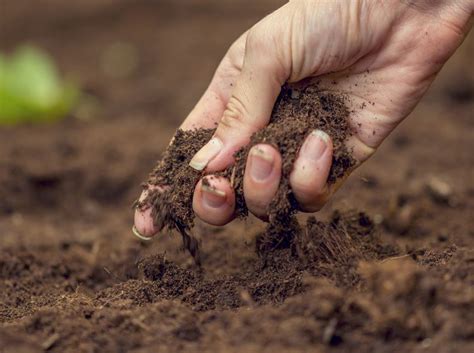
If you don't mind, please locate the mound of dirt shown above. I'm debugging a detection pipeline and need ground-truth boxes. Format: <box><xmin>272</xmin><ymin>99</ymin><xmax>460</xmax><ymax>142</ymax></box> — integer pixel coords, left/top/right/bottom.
<box><xmin>96</xmin><ymin>211</ymin><xmax>397</xmax><ymax>312</ymax></box>
<box><xmin>3</xmin><ymin>213</ymin><xmax>473</xmax><ymax>353</ymax></box>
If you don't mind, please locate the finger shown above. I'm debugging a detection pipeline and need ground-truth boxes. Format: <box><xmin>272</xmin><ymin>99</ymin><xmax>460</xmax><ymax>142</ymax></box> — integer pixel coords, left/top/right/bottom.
<box><xmin>133</xmin><ymin>186</ymin><xmax>164</xmax><ymax>238</ymax></box>
<box><xmin>193</xmin><ymin>176</ymin><xmax>235</xmax><ymax>226</ymax></box>
<box><xmin>243</xmin><ymin>144</ymin><xmax>282</xmax><ymax>220</ymax></box>
<box><xmin>132</xmin><ymin>35</ymin><xmax>247</xmax><ymax>237</ymax></box>
<box><xmin>189</xmin><ymin>27</ymin><xmax>288</xmax><ymax>172</ymax></box>
<box><xmin>289</xmin><ymin>130</ymin><xmax>333</xmax><ymax>212</ymax></box>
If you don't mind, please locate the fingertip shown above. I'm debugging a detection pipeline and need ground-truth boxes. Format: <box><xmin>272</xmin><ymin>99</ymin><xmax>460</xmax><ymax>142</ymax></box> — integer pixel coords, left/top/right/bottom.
<box><xmin>243</xmin><ymin>144</ymin><xmax>282</xmax><ymax>219</ymax></box>
<box><xmin>132</xmin><ymin>188</ymin><xmax>161</xmax><ymax>239</ymax></box>
<box><xmin>134</xmin><ymin>207</ymin><xmax>159</xmax><ymax>239</ymax></box>
<box><xmin>193</xmin><ymin>176</ymin><xmax>235</xmax><ymax>226</ymax></box>
<box><xmin>290</xmin><ymin>130</ymin><xmax>333</xmax><ymax>212</ymax></box>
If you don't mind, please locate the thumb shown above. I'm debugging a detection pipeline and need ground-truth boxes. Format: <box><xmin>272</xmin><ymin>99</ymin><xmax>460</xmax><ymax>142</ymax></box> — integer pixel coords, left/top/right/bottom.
<box><xmin>189</xmin><ymin>29</ymin><xmax>287</xmax><ymax>172</ymax></box>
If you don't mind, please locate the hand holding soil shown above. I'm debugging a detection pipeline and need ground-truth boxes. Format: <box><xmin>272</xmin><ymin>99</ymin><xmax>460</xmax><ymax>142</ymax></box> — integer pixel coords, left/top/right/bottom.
<box><xmin>134</xmin><ymin>0</ymin><xmax>473</xmax><ymax>242</ymax></box>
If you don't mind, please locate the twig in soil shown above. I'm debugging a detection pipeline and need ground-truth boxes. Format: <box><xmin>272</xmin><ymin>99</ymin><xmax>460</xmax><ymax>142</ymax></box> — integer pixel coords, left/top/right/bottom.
<box><xmin>131</xmin><ymin>316</ymin><xmax>150</xmax><ymax>332</ymax></box>
<box><xmin>230</xmin><ymin>165</ymin><xmax>237</xmax><ymax>188</ymax></box>
<box><xmin>380</xmin><ymin>254</ymin><xmax>411</xmax><ymax>263</ymax></box>
<box><xmin>41</xmin><ymin>333</ymin><xmax>60</xmax><ymax>351</ymax></box>
<box><xmin>103</xmin><ymin>266</ymin><xmax>120</xmax><ymax>280</ymax></box>
<box><xmin>322</xmin><ymin>318</ymin><xmax>338</xmax><ymax>344</ymax></box>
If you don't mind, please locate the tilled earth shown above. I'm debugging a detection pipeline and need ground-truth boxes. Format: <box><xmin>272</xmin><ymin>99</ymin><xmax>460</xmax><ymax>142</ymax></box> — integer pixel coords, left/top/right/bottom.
<box><xmin>1</xmin><ymin>1</ymin><xmax>473</xmax><ymax>352</ymax></box>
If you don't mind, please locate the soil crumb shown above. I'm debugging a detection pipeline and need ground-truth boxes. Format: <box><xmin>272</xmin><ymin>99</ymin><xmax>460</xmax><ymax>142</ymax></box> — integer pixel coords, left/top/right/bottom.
<box><xmin>139</xmin><ymin>84</ymin><xmax>356</xmax><ymax>262</ymax></box>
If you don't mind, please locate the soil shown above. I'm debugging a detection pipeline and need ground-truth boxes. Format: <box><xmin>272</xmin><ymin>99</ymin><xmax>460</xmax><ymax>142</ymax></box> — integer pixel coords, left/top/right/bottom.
<box><xmin>1</xmin><ymin>1</ymin><xmax>473</xmax><ymax>353</ymax></box>
<box><xmin>140</xmin><ymin>85</ymin><xmax>355</xmax><ymax>261</ymax></box>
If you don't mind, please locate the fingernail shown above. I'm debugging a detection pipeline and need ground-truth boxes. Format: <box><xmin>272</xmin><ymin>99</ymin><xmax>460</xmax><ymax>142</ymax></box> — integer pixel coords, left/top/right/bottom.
<box><xmin>301</xmin><ymin>130</ymin><xmax>330</xmax><ymax>161</ymax></box>
<box><xmin>189</xmin><ymin>137</ymin><xmax>223</xmax><ymax>171</ymax></box>
<box><xmin>132</xmin><ymin>225</ymin><xmax>154</xmax><ymax>241</ymax></box>
<box><xmin>202</xmin><ymin>184</ymin><xmax>227</xmax><ymax>208</ymax></box>
<box><xmin>249</xmin><ymin>146</ymin><xmax>274</xmax><ymax>182</ymax></box>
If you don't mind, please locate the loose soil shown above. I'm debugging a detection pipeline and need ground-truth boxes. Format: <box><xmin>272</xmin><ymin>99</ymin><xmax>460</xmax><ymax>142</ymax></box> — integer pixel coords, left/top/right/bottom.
<box><xmin>139</xmin><ymin>85</ymin><xmax>355</xmax><ymax>261</ymax></box>
<box><xmin>1</xmin><ymin>1</ymin><xmax>473</xmax><ymax>353</ymax></box>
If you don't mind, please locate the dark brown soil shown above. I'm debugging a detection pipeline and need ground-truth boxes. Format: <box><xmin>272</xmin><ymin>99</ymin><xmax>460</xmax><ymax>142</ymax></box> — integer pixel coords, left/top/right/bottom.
<box><xmin>140</xmin><ymin>85</ymin><xmax>355</xmax><ymax>261</ymax></box>
<box><xmin>1</xmin><ymin>1</ymin><xmax>473</xmax><ymax>353</ymax></box>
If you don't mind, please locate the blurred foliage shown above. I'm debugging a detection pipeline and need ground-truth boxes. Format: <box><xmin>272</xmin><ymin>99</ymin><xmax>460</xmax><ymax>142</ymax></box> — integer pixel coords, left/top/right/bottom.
<box><xmin>0</xmin><ymin>45</ymin><xmax>79</xmax><ymax>125</ymax></box>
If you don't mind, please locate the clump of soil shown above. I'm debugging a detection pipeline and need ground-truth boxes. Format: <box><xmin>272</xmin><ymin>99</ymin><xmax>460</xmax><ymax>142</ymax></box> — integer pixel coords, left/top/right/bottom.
<box><xmin>229</xmin><ymin>84</ymin><xmax>355</xmax><ymax>220</ymax></box>
<box><xmin>137</xmin><ymin>128</ymin><xmax>215</xmax><ymax>264</ymax></box>
<box><xmin>138</xmin><ymin>84</ymin><xmax>356</xmax><ymax>261</ymax></box>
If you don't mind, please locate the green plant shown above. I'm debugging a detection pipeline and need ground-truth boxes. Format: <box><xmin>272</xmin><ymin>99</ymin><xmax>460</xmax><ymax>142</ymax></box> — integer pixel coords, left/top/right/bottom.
<box><xmin>0</xmin><ymin>45</ymin><xmax>79</xmax><ymax>125</ymax></box>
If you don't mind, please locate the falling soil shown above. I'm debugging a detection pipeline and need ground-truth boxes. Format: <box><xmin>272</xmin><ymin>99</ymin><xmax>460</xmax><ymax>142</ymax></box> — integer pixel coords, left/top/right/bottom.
<box><xmin>98</xmin><ymin>211</ymin><xmax>396</xmax><ymax>311</ymax></box>
<box><xmin>139</xmin><ymin>84</ymin><xmax>356</xmax><ymax>261</ymax></box>
<box><xmin>1</xmin><ymin>1</ymin><xmax>473</xmax><ymax>352</ymax></box>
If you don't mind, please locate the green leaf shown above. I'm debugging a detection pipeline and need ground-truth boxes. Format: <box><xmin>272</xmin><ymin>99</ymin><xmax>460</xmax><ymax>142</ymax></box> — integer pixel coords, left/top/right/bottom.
<box><xmin>0</xmin><ymin>45</ymin><xmax>79</xmax><ymax>124</ymax></box>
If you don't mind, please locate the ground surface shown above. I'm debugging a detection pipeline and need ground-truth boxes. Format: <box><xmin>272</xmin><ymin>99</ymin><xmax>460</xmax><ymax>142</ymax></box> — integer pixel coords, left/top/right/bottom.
<box><xmin>0</xmin><ymin>1</ymin><xmax>473</xmax><ymax>352</ymax></box>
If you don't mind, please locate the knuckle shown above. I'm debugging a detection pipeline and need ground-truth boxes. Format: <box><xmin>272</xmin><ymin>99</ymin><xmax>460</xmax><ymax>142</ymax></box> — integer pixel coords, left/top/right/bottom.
<box><xmin>246</xmin><ymin>25</ymin><xmax>275</xmax><ymax>56</ymax></box>
<box><xmin>246</xmin><ymin>18</ymin><xmax>288</xmax><ymax>81</ymax></box>
<box><xmin>225</xmin><ymin>45</ymin><xmax>245</xmax><ymax>72</ymax></box>
<box><xmin>245</xmin><ymin>27</ymin><xmax>265</xmax><ymax>52</ymax></box>
<box><xmin>218</xmin><ymin>95</ymin><xmax>249</xmax><ymax>131</ymax></box>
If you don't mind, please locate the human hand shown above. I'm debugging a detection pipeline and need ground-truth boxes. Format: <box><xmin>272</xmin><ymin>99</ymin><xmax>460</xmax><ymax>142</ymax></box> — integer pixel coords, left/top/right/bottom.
<box><xmin>134</xmin><ymin>0</ymin><xmax>473</xmax><ymax>237</ymax></box>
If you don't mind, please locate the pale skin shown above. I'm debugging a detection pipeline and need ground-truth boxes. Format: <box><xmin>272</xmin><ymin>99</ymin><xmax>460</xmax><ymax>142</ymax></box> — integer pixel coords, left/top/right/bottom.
<box><xmin>134</xmin><ymin>0</ymin><xmax>473</xmax><ymax>238</ymax></box>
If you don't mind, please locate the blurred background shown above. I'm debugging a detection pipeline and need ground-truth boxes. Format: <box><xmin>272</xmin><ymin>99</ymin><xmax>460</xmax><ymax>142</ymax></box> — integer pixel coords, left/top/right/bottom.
<box><xmin>0</xmin><ymin>0</ymin><xmax>472</xmax><ymax>248</ymax></box>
